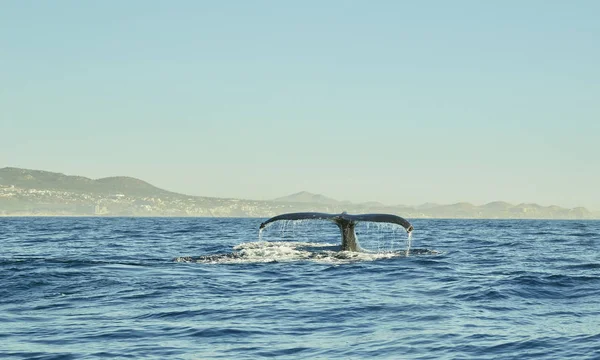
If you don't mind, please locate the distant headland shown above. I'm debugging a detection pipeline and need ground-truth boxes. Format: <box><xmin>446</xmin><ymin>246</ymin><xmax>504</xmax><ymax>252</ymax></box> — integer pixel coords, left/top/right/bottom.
<box><xmin>0</xmin><ymin>167</ymin><xmax>597</xmax><ymax>219</ymax></box>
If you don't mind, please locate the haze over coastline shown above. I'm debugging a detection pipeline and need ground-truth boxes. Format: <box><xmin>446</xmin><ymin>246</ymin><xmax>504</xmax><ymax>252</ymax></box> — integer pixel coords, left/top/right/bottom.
<box><xmin>1</xmin><ymin>167</ymin><xmax>596</xmax><ymax>219</ymax></box>
<box><xmin>1</xmin><ymin>2</ymin><xmax>598</xmax><ymax>210</ymax></box>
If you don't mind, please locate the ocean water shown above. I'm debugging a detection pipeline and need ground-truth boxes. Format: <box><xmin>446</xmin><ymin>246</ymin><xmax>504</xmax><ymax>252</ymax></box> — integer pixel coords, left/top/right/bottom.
<box><xmin>1</xmin><ymin>217</ymin><xmax>599</xmax><ymax>359</ymax></box>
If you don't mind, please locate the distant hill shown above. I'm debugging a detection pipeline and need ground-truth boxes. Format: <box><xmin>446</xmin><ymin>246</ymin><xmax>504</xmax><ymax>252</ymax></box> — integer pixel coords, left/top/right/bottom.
<box><xmin>415</xmin><ymin>202</ymin><xmax>442</xmax><ymax>210</ymax></box>
<box><xmin>481</xmin><ymin>201</ymin><xmax>513</xmax><ymax>211</ymax></box>
<box><xmin>0</xmin><ymin>167</ymin><xmax>597</xmax><ymax>219</ymax></box>
<box><xmin>273</xmin><ymin>191</ymin><xmax>349</xmax><ymax>205</ymax></box>
<box><xmin>358</xmin><ymin>201</ymin><xmax>386</xmax><ymax>208</ymax></box>
<box><xmin>271</xmin><ymin>191</ymin><xmax>596</xmax><ymax>219</ymax></box>
<box><xmin>0</xmin><ymin>167</ymin><xmax>179</xmax><ymax>198</ymax></box>
<box><xmin>425</xmin><ymin>202</ymin><xmax>477</xmax><ymax>218</ymax></box>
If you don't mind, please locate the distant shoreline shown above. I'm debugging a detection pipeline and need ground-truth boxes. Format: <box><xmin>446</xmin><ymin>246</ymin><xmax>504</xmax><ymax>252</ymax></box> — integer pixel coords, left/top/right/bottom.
<box><xmin>2</xmin><ymin>167</ymin><xmax>598</xmax><ymax>220</ymax></box>
<box><xmin>1</xmin><ymin>214</ymin><xmax>598</xmax><ymax>220</ymax></box>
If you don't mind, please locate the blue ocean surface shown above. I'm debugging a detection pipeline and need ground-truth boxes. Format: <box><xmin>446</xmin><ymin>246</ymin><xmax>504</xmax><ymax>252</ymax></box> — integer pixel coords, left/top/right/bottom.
<box><xmin>1</xmin><ymin>217</ymin><xmax>599</xmax><ymax>359</ymax></box>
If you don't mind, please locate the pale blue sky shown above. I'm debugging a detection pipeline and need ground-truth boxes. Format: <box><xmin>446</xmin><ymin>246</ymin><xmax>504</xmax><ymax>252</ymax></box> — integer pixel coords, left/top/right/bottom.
<box><xmin>1</xmin><ymin>1</ymin><xmax>598</xmax><ymax>209</ymax></box>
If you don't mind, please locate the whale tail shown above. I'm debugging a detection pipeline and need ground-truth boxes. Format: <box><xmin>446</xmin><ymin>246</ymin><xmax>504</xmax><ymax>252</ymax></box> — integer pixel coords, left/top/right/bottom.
<box><xmin>259</xmin><ymin>212</ymin><xmax>413</xmax><ymax>252</ymax></box>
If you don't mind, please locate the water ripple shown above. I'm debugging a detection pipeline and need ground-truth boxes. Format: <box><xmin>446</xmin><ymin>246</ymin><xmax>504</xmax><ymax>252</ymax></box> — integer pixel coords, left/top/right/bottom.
<box><xmin>1</xmin><ymin>217</ymin><xmax>599</xmax><ymax>359</ymax></box>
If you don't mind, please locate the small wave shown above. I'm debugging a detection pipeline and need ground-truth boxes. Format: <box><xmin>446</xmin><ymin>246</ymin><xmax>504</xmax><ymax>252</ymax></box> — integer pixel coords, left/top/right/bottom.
<box><xmin>563</xmin><ymin>263</ymin><xmax>600</xmax><ymax>270</ymax></box>
<box><xmin>174</xmin><ymin>241</ymin><xmax>439</xmax><ymax>264</ymax></box>
<box><xmin>0</xmin><ymin>257</ymin><xmax>154</xmax><ymax>268</ymax></box>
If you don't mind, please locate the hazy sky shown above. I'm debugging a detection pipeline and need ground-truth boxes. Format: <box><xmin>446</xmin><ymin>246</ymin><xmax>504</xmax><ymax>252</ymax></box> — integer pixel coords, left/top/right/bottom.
<box><xmin>1</xmin><ymin>1</ymin><xmax>599</xmax><ymax>209</ymax></box>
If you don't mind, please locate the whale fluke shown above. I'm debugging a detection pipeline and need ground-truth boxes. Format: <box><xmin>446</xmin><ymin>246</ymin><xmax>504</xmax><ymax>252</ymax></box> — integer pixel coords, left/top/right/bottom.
<box><xmin>342</xmin><ymin>213</ymin><xmax>414</xmax><ymax>233</ymax></box>
<box><xmin>259</xmin><ymin>212</ymin><xmax>413</xmax><ymax>252</ymax></box>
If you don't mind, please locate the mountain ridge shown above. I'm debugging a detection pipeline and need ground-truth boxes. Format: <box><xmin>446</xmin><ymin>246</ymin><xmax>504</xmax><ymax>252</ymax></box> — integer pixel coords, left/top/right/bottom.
<box><xmin>273</xmin><ymin>191</ymin><xmax>350</xmax><ymax>205</ymax></box>
<box><xmin>0</xmin><ymin>167</ymin><xmax>597</xmax><ymax>219</ymax></box>
<box><xmin>0</xmin><ymin>167</ymin><xmax>178</xmax><ymax>198</ymax></box>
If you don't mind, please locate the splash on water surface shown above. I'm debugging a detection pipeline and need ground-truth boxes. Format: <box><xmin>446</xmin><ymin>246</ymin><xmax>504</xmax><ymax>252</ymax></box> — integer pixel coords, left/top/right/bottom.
<box><xmin>176</xmin><ymin>218</ymin><xmax>435</xmax><ymax>264</ymax></box>
<box><xmin>174</xmin><ymin>241</ymin><xmax>438</xmax><ymax>264</ymax></box>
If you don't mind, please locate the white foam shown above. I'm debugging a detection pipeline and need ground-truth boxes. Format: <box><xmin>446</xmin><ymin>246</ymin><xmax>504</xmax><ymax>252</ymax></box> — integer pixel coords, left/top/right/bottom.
<box><xmin>176</xmin><ymin>241</ymin><xmax>438</xmax><ymax>265</ymax></box>
<box><xmin>175</xmin><ymin>219</ymin><xmax>431</xmax><ymax>265</ymax></box>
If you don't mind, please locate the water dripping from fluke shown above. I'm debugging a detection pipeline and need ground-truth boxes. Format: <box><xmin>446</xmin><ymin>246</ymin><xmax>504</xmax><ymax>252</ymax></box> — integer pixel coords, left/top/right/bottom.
<box><xmin>174</xmin><ymin>212</ymin><xmax>439</xmax><ymax>264</ymax></box>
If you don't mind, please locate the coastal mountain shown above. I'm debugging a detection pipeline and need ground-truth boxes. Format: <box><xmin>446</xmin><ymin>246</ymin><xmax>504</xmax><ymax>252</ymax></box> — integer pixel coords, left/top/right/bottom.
<box><xmin>273</xmin><ymin>191</ymin><xmax>349</xmax><ymax>205</ymax></box>
<box><xmin>0</xmin><ymin>167</ymin><xmax>597</xmax><ymax>219</ymax></box>
<box><xmin>274</xmin><ymin>192</ymin><xmax>391</xmax><ymax>209</ymax></box>
<box><xmin>0</xmin><ymin>167</ymin><xmax>177</xmax><ymax>198</ymax></box>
